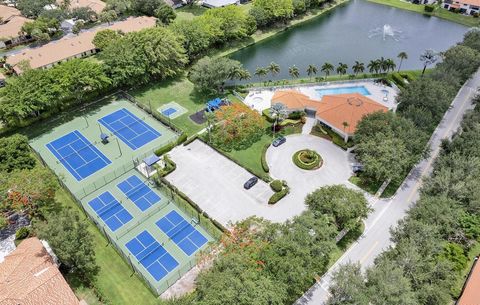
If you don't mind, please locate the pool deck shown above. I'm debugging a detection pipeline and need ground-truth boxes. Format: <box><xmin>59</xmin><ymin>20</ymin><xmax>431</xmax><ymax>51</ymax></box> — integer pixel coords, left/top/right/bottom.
<box><xmin>243</xmin><ymin>80</ymin><xmax>398</xmax><ymax>112</ymax></box>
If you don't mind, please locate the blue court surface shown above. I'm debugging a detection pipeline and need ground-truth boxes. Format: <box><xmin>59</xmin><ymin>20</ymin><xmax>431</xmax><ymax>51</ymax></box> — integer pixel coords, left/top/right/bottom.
<box><xmin>88</xmin><ymin>192</ymin><xmax>133</xmax><ymax>232</ymax></box>
<box><xmin>98</xmin><ymin>108</ymin><xmax>161</xmax><ymax>150</ymax></box>
<box><xmin>117</xmin><ymin>175</ymin><xmax>161</xmax><ymax>212</ymax></box>
<box><xmin>46</xmin><ymin>130</ymin><xmax>111</xmax><ymax>181</ymax></box>
<box><xmin>156</xmin><ymin>210</ymin><xmax>208</xmax><ymax>256</ymax></box>
<box><xmin>161</xmin><ymin>107</ymin><xmax>177</xmax><ymax>117</ymax></box>
<box><xmin>126</xmin><ymin>230</ymin><xmax>179</xmax><ymax>281</ymax></box>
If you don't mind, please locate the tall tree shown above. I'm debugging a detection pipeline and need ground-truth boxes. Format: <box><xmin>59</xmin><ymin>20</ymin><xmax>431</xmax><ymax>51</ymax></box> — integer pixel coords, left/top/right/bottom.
<box><xmin>268</xmin><ymin>62</ymin><xmax>280</xmax><ymax>78</ymax></box>
<box><xmin>420</xmin><ymin>49</ymin><xmax>438</xmax><ymax>76</ymax></box>
<box><xmin>306</xmin><ymin>64</ymin><xmax>318</xmax><ymax>79</ymax></box>
<box><xmin>321</xmin><ymin>62</ymin><xmax>334</xmax><ymax>79</ymax></box>
<box><xmin>352</xmin><ymin>61</ymin><xmax>364</xmax><ymax>76</ymax></box>
<box><xmin>0</xmin><ymin>134</ymin><xmax>36</xmax><ymax>173</ymax></box>
<box><xmin>397</xmin><ymin>51</ymin><xmax>408</xmax><ymax>72</ymax></box>
<box><xmin>336</xmin><ymin>62</ymin><xmax>348</xmax><ymax>76</ymax></box>
<box><xmin>35</xmin><ymin>209</ymin><xmax>99</xmax><ymax>284</ymax></box>
<box><xmin>270</xmin><ymin>102</ymin><xmax>288</xmax><ymax>135</ymax></box>
<box><xmin>254</xmin><ymin>67</ymin><xmax>268</xmax><ymax>82</ymax></box>
<box><xmin>326</xmin><ymin>263</ymin><xmax>369</xmax><ymax>305</ymax></box>
<box><xmin>289</xmin><ymin>65</ymin><xmax>300</xmax><ymax>79</ymax></box>
<box><xmin>189</xmin><ymin>56</ymin><xmax>244</xmax><ymax>93</ymax></box>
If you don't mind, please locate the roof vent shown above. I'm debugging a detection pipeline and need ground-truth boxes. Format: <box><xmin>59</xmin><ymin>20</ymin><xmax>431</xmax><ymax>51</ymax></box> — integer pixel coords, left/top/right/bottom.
<box><xmin>347</xmin><ymin>97</ymin><xmax>363</xmax><ymax>107</ymax></box>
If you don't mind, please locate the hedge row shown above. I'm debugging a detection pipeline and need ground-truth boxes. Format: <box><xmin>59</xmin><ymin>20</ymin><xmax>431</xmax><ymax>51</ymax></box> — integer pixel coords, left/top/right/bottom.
<box><xmin>261</xmin><ymin>143</ymin><xmax>270</xmax><ymax>173</ymax></box>
<box><xmin>156</xmin><ymin>155</ymin><xmax>176</xmax><ymax>177</ymax></box>
<box><xmin>268</xmin><ymin>187</ymin><xmax>289</xmax><ymax>205</ymax></box>
<box><xmin>262</xmin><ymin>108</ymin><xmax>275</xmax><ymax>123</ymax></box>
<box><xmin>270</xmin><ymin>180</ymin><xmax>283</xmax><ymax>192</ymax></box>
<box><xmin>154</xmin><ymin>133</ymin><xmax>187</xmax><ymax>156</ymax></box>
<box><xmin>390</xmin><ymin>72</ymin><xmax>407</xmax><ymax>88</ymax></box>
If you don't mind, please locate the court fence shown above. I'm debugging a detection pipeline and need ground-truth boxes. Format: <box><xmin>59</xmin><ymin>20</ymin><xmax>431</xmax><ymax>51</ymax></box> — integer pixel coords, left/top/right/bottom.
<box><xmin>119</xmin><ymin>91</ymin><xmax>185</xmax><ymax>136</ymax></box>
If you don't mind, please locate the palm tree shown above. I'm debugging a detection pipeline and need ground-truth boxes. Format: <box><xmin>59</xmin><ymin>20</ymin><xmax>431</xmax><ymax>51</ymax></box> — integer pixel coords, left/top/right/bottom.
<box><xmin>352</xmin><ymin>61</ymin><xmax>365</xmax><ymax>76</ymax></box>
<box><xmin>306</xmin><ymin>64</ymin><xmax>318</xmax><ymax>80</ymax></box>
<box><xmin>270</xmin><ymin>103</ymin><xmax>288</xmax><ymax>137</ymax></box>
<box><xmin>321</xmin><ymin>62</ymin><xmax>334</xmax><ymax>79</ymax></box>
<box><xmin>342</xmin><ymin>121</ymin><xmax>349</xmax><ymax>142</ymax></box>
<box><xmin>397</xmin><ymin>52</ymin><xmax>408</xmax><ymax>72</ymax></box>
<box><xmin>367</xmin><ymin>60</ymin><xmax>380</xmax><ymax>75</ymax></box>
<box><xmin>289</xmin><ymin>65</ymin><xmax>300</xmax><ymax>79</ymax></box>
<box><xmin>379</xmin><ymin>57</ymin><xmax>389</xmax><ymax>74</ymax></box>
<box><xmin>420</xmin><ymin>49</ymin><xmax>438</xmax><ymax>76</ymax></box>
<box><xmin>254</xmin><ymin>67</ymin><xmax>268</xmax><ymax>82</ymax></box>
<box><xmin>336</xmin><ymin>62</ymin><xmax>348</xmax><ymax>76</ymax></box>
<box><xmin>237</xmin><ymin>69</ymin><xmax>251</xmax><ymax>81</ymax></box>
<box><xmin>385</xmin><ymin>58</ymin><xmax>396</xmax><ymax>73</ymax></box>
<box><xmin>205</xmin><ymin>111</ymin><xmax>216</xmax><ymax>143</ymax></box>
<box><xmin>268</xmin><ymin>62</ymin><xmax>280</xmax><ymax>78</ymax></box>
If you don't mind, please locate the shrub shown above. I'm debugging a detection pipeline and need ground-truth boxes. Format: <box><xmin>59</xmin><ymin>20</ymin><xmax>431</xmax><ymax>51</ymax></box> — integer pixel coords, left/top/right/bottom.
<box><xmin>157</xmin><ymin>154</ymin><xmax>176</xmax><ymax>177</ymax></box>
<box><xmin>424</xmin><ymin>4</ymin><xmax>435</xmax><ymax>12</ymax></box>
<box><xmin>270</xmin><ymin>180</ymin><xmax>283</xmax><ymax>192</ymax></box>
<box><xmin>261</xmin><ymin>143</ymin><xmax>270</xmax><ymax>173</ymax></box>
<box><xmin>262</xmin><ymin>108</ymin><xmax>275</xmax><ymax>123</ymax></box>
<box><xmin>390</xmin><ymin>73</ymin><xmax>406</xmax><ymax>88</ymax></box>
<box><xmin>177</xmin><ymin>132</ymin><xmax>188</xmax><ymax>145</ymax></box>
<box><xmin>292</xmin><ymin>149</ymin><xmax>322</xmax><ymax>170</ymax></box>
<box><xmin>184</xmin><ymin>134</ymin><xmax>198</xmax><ymax>146</ymax></box>
<box><xmin>0</xmin><ymin>215</ymin><xmax>8</xmax><ymax>230</ymax></box>
<box><xmin>15</xmin><ymin>227</ymin><xmax>30</xmax><ymax>240</ymax></box>
<box><xmin>288</xmin><ymin>111</ymin><xmax>305</xmax><ymax>120</ymax></box>
<box><xmin>268</xmin><ymin>187</ymin><xmax>289</xmax><ymax>204</ymax></box>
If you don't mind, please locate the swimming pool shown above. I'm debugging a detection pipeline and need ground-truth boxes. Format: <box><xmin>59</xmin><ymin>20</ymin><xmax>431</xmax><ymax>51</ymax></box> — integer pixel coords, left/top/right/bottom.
<box><xmin>316</xmin><ymin>86</ymin><xmax>371</xmax><ymax>98</ymax></box>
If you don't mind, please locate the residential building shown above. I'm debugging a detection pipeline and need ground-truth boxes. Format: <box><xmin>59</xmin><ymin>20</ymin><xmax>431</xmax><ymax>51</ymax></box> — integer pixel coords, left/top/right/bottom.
<box><xmin>443</xmin><ymin>0</ymin><xmax>480</xmax><ymax>15</ymax></box>
<box><xmin>165</xmin><ymin>0</ymin><xmax>185</xmax><ymax>8</ymax></box>
<box><xmin>202</xmin><ymin>0</ymin><xmax>240</xmax><ymax>8</ymax></box>
<box><xmin>56</xmin><ymin>0</ymin><xmax>107</xmax><ymax>14</ymax></box>
<box><xmin>456</xmin><ymin>256</ymin><xmax>480</xmax><ymax>305</ymax></box>
<box><xmin>0</xmin><ymin>5</ymin><xmax>33</xmax><ymax>48</ymax></box>
<box><xmin>271</xmin><ymin>90</ymin><xmax>388</xmax><ymax>141</ymax></box>
<box><xmin>0</xmin><ymin>237</ymin><xmax>84</xmax><ymax>305</ymax></box>
<box><xmin>6</xmin><ymin>16</ymin><xmax>157</xmax><ymax>74</ymax></box>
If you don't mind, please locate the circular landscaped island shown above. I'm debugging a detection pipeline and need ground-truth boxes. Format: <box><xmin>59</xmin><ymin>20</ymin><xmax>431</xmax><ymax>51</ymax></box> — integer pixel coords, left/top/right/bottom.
<box><xmin>292</xmin><ymin>149</ymin><xmax>323</xmax><ymax>170</ymax></box>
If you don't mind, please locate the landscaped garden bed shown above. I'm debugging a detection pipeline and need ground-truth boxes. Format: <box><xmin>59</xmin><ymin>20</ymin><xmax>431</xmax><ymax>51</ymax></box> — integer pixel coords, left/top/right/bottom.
<box><xmin>292</xmin><ymin>149</ymin><xmax>323</xmax><ymax>170</ymax></box>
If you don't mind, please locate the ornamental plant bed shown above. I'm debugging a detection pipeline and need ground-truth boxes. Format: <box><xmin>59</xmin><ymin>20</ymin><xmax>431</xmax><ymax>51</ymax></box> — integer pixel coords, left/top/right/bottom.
<box><xmin>293</xmin><ymin>149</ymin><xmax>323</xmax><ymax>170</ymax></box>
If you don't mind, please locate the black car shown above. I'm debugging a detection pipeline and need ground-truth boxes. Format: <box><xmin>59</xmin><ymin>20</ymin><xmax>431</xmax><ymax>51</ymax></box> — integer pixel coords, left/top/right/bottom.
<box><xmin>244</xmin><ymin>177</ymin><xmax>258</xmax><ymax>190</ymax></box>
<box><xmin>272</xmin><ymin>136</ymin><xmax>286</xmax><ymax>147</ymax></box>
<box><xmin>352</xmin><ymin>164</ymin><xmax>364</xmax><ymax>173</ymax></box>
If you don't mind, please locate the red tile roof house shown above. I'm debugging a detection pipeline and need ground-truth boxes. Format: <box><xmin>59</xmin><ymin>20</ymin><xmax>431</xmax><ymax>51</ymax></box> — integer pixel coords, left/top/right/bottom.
<box><xmin>443</xmin><ymin>0</ymin><xmax>480</xmax><ymax>15</ymax></box>
<box><xmin>5</xmin><ymin>16</ymin><xmax>157</xmax><ymax>74</ymax></box>
<box><xmin>271</xmin><ymin>90</ymin><xmax>388</xmax><ymax>142</ymax></box>
<box><xmin>0</xmin><ymin>237</ymin><xmax>86</xmax><ymax>305</ymax></box>
<box><xmin>0</xmin><ymin>5</ymin><xmax>34</xmax><ymax>49</ymax></box>
<box><xmin>456</xmin><ymin>256</ymin><xmax>480</xmax><ymax>305</ymax></box>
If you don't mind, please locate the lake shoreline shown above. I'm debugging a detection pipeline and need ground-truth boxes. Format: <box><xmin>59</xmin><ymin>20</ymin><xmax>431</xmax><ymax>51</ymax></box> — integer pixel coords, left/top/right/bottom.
<box><xmin>367</xmin><ymin>0</ymin><xmax>479</xmax><ymax>27</ymax></box>
<box><xmin>213</xmin><ymin>0</ymin><xmax>351</xmax><ymax>58</ymax></box>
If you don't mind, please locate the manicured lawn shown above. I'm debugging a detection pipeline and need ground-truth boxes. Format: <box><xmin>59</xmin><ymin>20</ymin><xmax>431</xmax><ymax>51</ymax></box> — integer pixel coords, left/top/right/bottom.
<box><xmin>130</xmin><ymin>76</ymin><xmax>227</xmax><ymax>136</ymax></box>
<box><xmin>368</xmin><ymin>0</ymin><xmax>480</xmax><ymax>27</ymax></box>
<box><xmin>55</xmin><ymin>188</ymin><xmax>158</xmax><ymax>305</ymax></box>
<box><xmin>175</xmin><ymin>5</ymin><xmax>207</xmax><ymax>22</ymax></box>
<box><xmin>220</xmin><ymin>123</ymin><xmax>303</xmax><ymax>179</ymax></box>
<box><xmin>348</xmin><ymin>175</ymin><xmax>382</xmax><ymax>195</ymax></box>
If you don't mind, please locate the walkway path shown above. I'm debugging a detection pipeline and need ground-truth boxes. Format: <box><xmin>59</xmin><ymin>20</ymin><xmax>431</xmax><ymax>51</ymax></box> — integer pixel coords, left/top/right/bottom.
<box><xmin>302</xmin><ymin>117</ymin><xmax>316</xmax><ymax>135</ymax></box>
<box><xmin>295</xmin><ymin>68</ymin><xmax>480</xmax><ymax>304</ymax></box>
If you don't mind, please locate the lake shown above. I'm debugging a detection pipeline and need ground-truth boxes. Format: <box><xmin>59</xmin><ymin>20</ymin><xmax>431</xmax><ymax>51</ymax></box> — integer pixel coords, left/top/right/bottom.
<box><xmin>229</xmin><ymin>0</ymin><xmax>469</xmax><ymax>79</ymax></box>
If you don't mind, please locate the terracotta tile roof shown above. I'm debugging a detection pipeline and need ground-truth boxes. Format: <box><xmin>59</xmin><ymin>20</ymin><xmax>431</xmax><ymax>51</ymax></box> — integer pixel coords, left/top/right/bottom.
<box><xmin>271</xmin><ymin>90</ymin><xmax>319</xmax><ymax>110</ymax></box>
<box><xmin>57</xmin><ymin>0</ymin><xmax>107</xmax><ymax>14</ymax></box>
<box><xmin>454</xmin><ymin>0</ymin><xmax>480</xmax><ymax>7</ymax></box>
<box><xmin>457</xmin><ymin>257</ymin><xmax>480</xmax><ymax>305</ymax></box>
<box><xmin>0</xmin><ymin>5</ymin><xmax>21</xmax><ymax>21</ymax></box>
<box><xmin>0</xmin><ymin>237</ymin><xmax>80</xmax><ymax>305</ymax></box>
<box><xmin>0</xmin><ymin>15</ymin><xmax>31</xmax><ymax>40</ymax></box>
<box><xmin>315</xmin><ymin>93</ymin><xmax>388</xmax><ymax>134</ymax></box>
<box><xmin>6</xmin><ymin>16</ymin><xmax>156</xmax><ymax>73</ymax></box>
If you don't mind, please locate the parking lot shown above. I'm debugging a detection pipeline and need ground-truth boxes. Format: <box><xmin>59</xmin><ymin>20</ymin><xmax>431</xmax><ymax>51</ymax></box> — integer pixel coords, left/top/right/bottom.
<box><xmin>166</xmin><ymin>140</ymin><xmax>278</xmax><ymax>227</ymax></box>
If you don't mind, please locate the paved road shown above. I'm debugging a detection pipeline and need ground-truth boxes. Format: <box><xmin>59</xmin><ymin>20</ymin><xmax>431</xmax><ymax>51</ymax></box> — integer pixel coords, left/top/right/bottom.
<box><xmin>296</xmin><ymin>68</ymin><xmax>480</xmax><ymax>305</ymax></box>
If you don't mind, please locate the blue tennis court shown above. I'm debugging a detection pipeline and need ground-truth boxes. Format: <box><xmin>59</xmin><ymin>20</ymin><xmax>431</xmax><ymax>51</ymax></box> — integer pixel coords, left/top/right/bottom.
<box><xmin>126</xmin><ymin>230</ymin><xmax>178</xmax><ymax>281</ymax></box>
<box><xmin>98</xmin><ymin>108</ymin><xmax>161</xmax><ymax>150</ymax></box>
<box><xmin>156</xmin><ymin>210</ymin><xmax>208</xmax><ymax>256</ymax></box>
<box><xmin>46</xmin><ymin>130</ymin><xmax>111</xmax><ymax>181</ymax></box>
<box><xmin>88</xmin><ymin>192</ymin><xmax>133</xmax><ymax>232</ymax></box>
<box><xmin>162</xmin><ymin>108</ymin><xmax>177</xmax><ymax>117</ymax></box>
<box><xmin>117</xmin><ymin>175</ymin><xmax>160</xmax><ymax>212</ymax></box>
